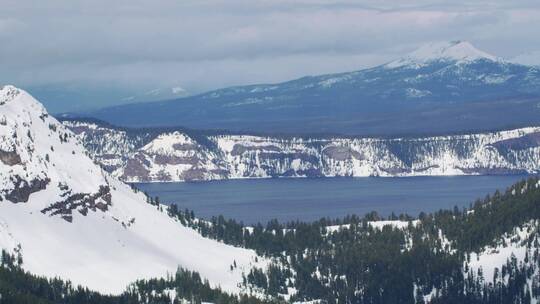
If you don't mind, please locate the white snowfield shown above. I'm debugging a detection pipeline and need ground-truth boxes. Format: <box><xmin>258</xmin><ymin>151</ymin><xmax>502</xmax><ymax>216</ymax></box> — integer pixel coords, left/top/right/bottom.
<box><xmin>466</xmin><ymin>220</ymin><xmax>538</xmax><ymax>285</ymax></box>
<box><xmin>0</xmin><ymin>85</ymin><xmax>266</xmax><ymax>295</ymax></box>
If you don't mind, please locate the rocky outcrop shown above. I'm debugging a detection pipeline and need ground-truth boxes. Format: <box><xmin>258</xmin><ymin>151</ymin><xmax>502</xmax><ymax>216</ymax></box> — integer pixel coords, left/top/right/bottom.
<box><xmin>0</xmin><ymin>149</ymin><xmax>21</xmax><ymax>166</ymax></box>
<box><xmin>3</xmin><ymin>176</ymin><xmax>50</xmax><ymax>203</ymax></box>
<box><xmin>122</xmin><ymin>153</ymin><xmax>152</xmax><ymax>181</ymax></box>
<box><xmin>41</xmin><ymin>185</ymin><xmax>112</xmax><ymax>222</ymax></box>
<box><xmin>322</xmin><ymin>146</ymin><xmax>365</xmax><ymax>161</ymax></box>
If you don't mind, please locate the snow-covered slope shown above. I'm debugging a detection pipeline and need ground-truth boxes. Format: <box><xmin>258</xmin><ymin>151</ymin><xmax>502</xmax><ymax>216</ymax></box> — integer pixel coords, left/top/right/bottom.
<box><xmin>0</xmin><ymin>85</ymin><xmax>266</xmax><ymax>294</ymax></box>
<box><xmin>64</xmin><ymin>119</ymin><xmax>540</xmax><ymax>182</ymax></box>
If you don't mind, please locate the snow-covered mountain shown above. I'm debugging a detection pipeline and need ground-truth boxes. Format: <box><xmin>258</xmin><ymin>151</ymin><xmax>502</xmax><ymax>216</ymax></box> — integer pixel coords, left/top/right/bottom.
<box><xmin>80</xmin><ymin>40</ymin><xmax>540</xmax><ymax>136</ymax></box>
<box><xmin>63</xmin><ymin>119</ymin><xmax>540</xmax><ymax>182</ymax></box>
<box><xmin>0</xmin><ymin>85</ymin><xmax>266</xmax><ymax>294</ymax></box>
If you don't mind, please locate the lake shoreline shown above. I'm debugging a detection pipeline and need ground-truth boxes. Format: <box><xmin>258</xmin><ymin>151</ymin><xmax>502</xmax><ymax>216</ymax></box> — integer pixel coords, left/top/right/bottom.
<box><xmin>135</xmin><ymin>175</ymin><xmax>531</xmax><ymax>224</ymax></box>
<box><xmin>132</xmin><ymin>173</ymin><xmax>534</xmax><ymax>185</ymax></box>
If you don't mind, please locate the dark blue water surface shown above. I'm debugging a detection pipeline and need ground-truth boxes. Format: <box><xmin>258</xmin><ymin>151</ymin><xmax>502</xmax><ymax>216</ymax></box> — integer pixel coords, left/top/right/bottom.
<box><xmin>136</xmin><ymin>176</ymin><xmax>528</xmax><ymax>224</ymax></box>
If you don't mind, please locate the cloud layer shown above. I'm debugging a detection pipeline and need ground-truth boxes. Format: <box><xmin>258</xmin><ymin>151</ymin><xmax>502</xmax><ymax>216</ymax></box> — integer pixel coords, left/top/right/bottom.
<box><xmin>1</xmin><ymin>0</ymin><xmax>540</xmax><ymax>110</ymax></box>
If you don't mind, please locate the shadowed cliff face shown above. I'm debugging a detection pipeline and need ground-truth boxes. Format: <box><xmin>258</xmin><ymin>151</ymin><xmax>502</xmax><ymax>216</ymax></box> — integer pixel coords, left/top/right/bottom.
<box><xmin>63</xmin><ymin>120</ymin><xmax>540</xmax><ymax>182</ymax></box>
<box><xmin>2</xmin><ymin>176</ymin><xmax>50</xmax><ymax>203</ymax></box>
<box><xmin>0</xmin><ymin>149</ymin><xmax>22</xmax><ymax>166</ymax></box>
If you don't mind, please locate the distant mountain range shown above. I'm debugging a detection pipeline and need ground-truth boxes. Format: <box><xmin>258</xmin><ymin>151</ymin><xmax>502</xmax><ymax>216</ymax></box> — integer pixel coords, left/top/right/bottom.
<box><xmin>25</xmin><ymin>84</ymin><xmax>190</xmax><ymax>114</ymax></box>
<box><xmin>119</xmin><ymin>85</ymin><xmax>189</xmax><ymax>104</ymax></box>
<box><xmin>74</xmin><ymin>41</ymin><xmax>540</xmax><ymax>136</ymax></box>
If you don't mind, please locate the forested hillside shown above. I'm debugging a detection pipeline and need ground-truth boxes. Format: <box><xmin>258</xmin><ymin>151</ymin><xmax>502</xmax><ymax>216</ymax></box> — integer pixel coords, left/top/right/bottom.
<box><xmin>162</xmin><ymin>177</ymin><xmax>540</xmax><ymax>303</ymax></box>
<box><xmin>0</xmin><ymin>250</ymin><xmax>273</xmax><ymax>304</ymax></box>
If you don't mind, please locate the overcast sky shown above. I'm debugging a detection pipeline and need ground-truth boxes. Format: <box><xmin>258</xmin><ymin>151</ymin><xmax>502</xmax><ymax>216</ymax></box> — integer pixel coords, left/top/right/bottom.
<box><xmin>1</xmin><ymin>0</ymin><xmax>540</xmax><ymax>111</ymax></box>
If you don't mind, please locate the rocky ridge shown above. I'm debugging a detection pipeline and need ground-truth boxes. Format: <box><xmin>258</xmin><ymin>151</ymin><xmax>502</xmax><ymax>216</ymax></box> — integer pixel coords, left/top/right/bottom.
<box><xmin>63</xmin><ymin>119</ymin><xmax>540</xmax><ymax>182</ymax></box>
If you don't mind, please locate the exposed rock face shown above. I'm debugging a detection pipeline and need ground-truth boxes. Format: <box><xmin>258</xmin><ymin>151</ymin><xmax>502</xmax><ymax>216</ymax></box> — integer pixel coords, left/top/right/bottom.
<box><xmin>63</xmin><ymin>120</ymin><xmax>540</xmax><ymax>182</ymax></box>
<box><xmin>3</xmin><ymin>176</ymin><xmax>50</xmax><ymax>203</ymax></box>
<box><xmin>323</xmin><ymin>146</ymin><xmax>364</xmax><ymax>161</ymax></box>
<box><xmin>122</xmin><ymin>154</ymin><xmax>151</xmax><ymax>182</ymax></box>
<box><xmin>0</xmin><ymin>149</ymin><xmax>21</xmax><ymax>165</ymax></box>
<box><xmin>41</xmin><ymin>185</ymin><xmax>112</xmax><ymax>222</ymax></box>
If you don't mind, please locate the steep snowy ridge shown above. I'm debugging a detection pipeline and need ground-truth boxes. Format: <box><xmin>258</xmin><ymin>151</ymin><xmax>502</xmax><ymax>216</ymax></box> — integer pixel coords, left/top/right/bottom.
<box><xmin>0</xmin><ymin>86</ymin><xmax>267</xmax><ymax>294</ymax></box>
<box><xmin>64</xmin><ymin>120</ymin><xmax>540</xmax><ymax>182</ymax></box>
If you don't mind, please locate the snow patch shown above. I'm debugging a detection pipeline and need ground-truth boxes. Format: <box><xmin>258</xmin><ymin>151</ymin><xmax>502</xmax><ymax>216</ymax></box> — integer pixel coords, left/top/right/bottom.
<box><xmin>405</xmin><ymin>88</ymin><xmax>432</xmax><ymax>98</ymax></box>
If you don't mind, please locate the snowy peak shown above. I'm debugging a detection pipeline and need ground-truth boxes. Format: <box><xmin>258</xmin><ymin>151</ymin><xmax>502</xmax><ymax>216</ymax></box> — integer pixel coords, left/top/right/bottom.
<box><xmin>0</xmin><ymin>85</ymin><xmax>265</xmax><ymax>294</ymax></box>
<box><xmin>386</xmin><ymin>40</ymin><xmax>500</xmax><ymax>68</ymax></box>
<box><xmin>408</xmin><ymin>40</ymin><xmax>497</xmax><ymax>62</ymax></box>
<box><xmin>0</xmin><ymin>85</ymin><xmax>111</xmax><ymax>220</ymax></box>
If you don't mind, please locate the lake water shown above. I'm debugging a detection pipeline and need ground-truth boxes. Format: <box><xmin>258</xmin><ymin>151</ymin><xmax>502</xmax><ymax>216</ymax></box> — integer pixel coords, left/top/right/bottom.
<box><xmin>135</xmin><ymin>175</ymin><xmax>528</xmax><ymax>224</ymax></box>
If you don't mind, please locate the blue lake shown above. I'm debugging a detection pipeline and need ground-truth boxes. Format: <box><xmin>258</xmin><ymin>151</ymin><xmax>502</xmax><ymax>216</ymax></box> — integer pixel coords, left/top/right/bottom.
<box><xmin>136</xmin><ymin>175</ymin><xmax>529</xmax><ymax>224</ymax></box>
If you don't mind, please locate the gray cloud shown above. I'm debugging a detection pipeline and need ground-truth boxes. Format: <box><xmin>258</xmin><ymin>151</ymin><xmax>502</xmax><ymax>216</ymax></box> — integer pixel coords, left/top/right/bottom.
<box><xmin>1</xmin><ymin>0</ymin><xmax>540</xmax><ymax>111</ymax></box>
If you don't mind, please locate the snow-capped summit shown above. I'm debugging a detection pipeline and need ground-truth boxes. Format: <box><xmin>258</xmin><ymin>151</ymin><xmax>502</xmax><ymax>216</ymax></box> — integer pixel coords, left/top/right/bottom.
<box><xmin>386</xmin><ymin>40</ymin><xmax>500</xmax><ymax>68</ymax></box>
<box><xmin>0</xmin><ymin>85</ymin><xmax>265</xmax><ymax>294</ymax></box>
<box><xmin>0</xmin><ymin>85</ymin><xmax>111</xmax><ymax>213</ymax></box>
